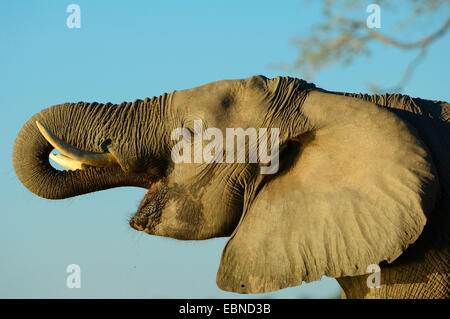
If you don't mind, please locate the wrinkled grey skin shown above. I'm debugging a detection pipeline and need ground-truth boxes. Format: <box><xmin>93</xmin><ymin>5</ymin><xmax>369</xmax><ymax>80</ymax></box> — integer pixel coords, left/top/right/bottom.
<box><xmin>13</xmin><ymin>75</ymin><xmax>449</xmax><ymax>298</ymax></box>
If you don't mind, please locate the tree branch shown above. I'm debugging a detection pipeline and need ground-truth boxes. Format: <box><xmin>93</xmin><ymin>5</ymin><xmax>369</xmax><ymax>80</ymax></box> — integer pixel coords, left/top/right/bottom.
<box><xmin>365</xmin><ymin>18</ymin><xmax>449</xmax><ymax>49</ymax></box>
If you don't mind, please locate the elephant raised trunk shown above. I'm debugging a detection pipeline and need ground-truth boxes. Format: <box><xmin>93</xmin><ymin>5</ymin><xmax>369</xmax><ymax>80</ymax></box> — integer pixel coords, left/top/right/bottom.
<box><xmin>13</xmin><ymin>95</ymin><xmax>172</xmax><ymax>199</ymax></box>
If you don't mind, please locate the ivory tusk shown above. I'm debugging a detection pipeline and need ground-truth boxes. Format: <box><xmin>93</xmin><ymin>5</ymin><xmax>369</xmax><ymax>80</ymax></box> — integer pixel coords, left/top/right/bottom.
<box><xmin>49</xmin><ymin>153</ymin><xmax>87</xmax><ymax>171</ymax></box>
<box><xmin>36</xmin><ymin>120</ymin><xmax>119</xmax><ymax>168</ymax></box>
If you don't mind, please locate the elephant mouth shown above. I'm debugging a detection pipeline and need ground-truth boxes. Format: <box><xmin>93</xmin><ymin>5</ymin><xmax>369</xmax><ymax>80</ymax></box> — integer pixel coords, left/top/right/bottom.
<box><xmin>36</xmin><ymin>120</ymin><xmax>158</xmax><ymax>190</ymax></box>
<box><xmin>129</xmin><ymin>178</ymin><xmax>169</xmax><ymax>233</ymax></box>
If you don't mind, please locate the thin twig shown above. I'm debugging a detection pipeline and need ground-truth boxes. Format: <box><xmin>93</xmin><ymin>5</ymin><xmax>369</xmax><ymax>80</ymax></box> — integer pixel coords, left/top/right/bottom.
<box><xmin>366</xmin><ymin>19</ymin><xmax>449</xmax><ymax>49</ymax></box>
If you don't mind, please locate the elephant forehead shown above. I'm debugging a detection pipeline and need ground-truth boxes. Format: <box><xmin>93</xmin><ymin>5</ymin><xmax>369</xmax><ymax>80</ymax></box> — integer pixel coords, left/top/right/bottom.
<box><xmin>171</xmin><ymin>78</ymin><xmax>270</xmax><ymax>128</ymax></box>
<box><xmin>172</xmin><ymin>79</ymin><xmax>240</xmax><ymax>109</ymax></box>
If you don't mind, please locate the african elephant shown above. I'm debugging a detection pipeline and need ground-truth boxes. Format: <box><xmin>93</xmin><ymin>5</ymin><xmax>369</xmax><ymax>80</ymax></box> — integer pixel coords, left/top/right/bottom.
<box><xmin>13</xmin><ymin>75</ymin><xmax>449</xmax><ymax>299</ymax></box>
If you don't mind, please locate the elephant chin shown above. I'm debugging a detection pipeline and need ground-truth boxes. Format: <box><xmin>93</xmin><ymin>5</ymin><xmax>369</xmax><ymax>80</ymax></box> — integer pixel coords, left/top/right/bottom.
<box><xmin>129</xmin><ymin>179</ymin><xmax>169</xmax><ymax>234</ymax></box>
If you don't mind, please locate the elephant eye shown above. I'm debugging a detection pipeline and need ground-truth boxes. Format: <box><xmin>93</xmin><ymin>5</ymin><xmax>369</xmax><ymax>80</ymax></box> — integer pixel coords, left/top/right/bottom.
<box><xmin>220</xmin><ymin>93</ymin><xmax>234</xmax><ymax>109</ymax></box>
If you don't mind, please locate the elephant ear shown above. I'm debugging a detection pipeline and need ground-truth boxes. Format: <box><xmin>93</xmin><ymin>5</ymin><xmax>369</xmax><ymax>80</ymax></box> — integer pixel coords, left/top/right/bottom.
<box><xmin>217</xmin><ymin>91</ymin><xmax>439</xmax><ymax>293</ymax></box>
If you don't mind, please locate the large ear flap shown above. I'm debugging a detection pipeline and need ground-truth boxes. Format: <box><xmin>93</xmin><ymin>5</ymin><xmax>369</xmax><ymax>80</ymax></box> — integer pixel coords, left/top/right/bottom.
<box><xmin>217</xmin><ymin>91</ymin><xmax>439</xmax><ymax>293</ymax></box>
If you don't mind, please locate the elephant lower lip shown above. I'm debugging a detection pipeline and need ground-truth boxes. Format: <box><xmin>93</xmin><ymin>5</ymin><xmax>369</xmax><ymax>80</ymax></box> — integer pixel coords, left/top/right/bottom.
<box><xmin>131</xmin><ymin>178</ymin><xmax>168</xmax><ymax>234</ymax></box>
<box><xmin>129</xmin><ymin>220</ymin><xmax>144</xmax><ymax>231</ymax></box>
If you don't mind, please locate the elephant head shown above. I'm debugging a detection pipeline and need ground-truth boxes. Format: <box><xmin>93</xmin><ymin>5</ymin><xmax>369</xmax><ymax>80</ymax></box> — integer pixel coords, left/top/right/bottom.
<box><xmin>13</xmin><ymin>75</ymin><xmax>442</xmax><ymax>294</ymax></box>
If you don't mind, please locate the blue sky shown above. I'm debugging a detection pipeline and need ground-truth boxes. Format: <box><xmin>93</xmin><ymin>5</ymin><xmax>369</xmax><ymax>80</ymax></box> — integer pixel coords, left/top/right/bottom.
<box><xmin>1</xmin><ymin>0</ymin><xmax>449</xmax><ymax>298</ymax></box>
